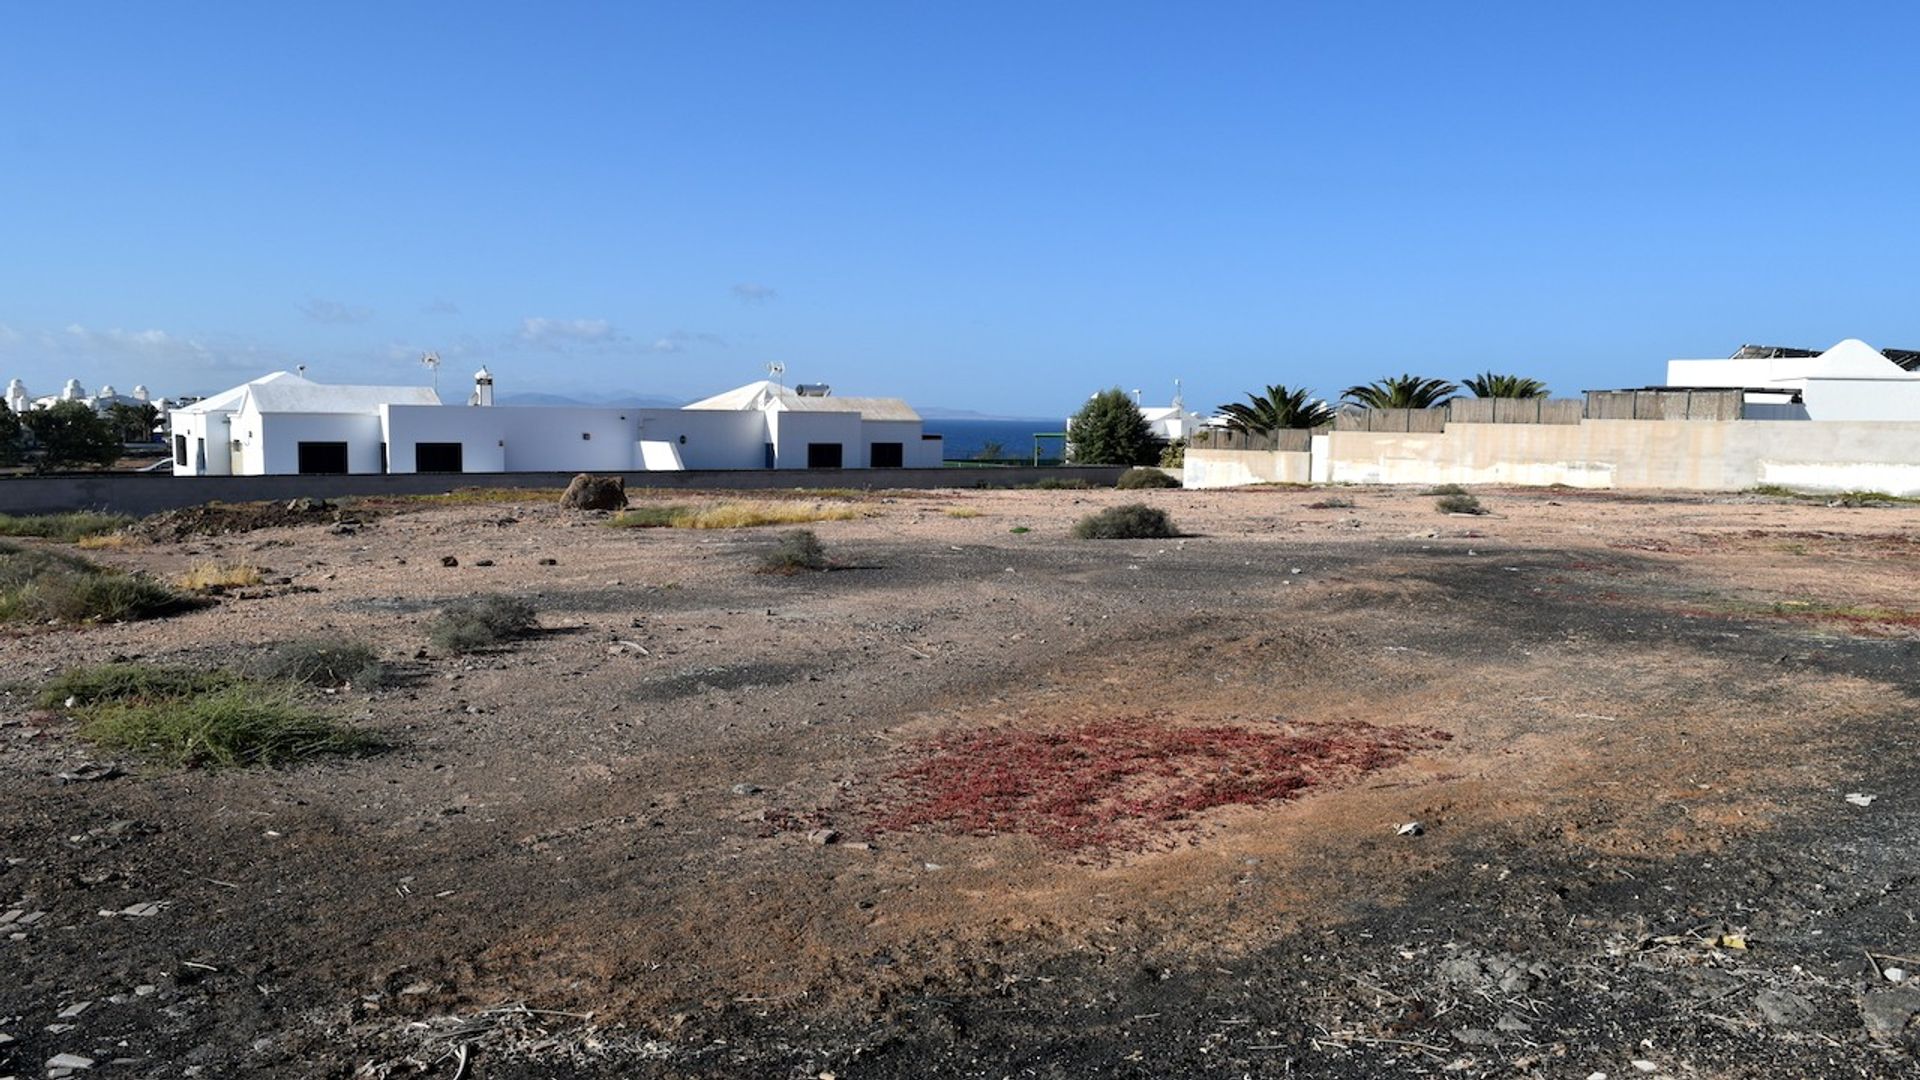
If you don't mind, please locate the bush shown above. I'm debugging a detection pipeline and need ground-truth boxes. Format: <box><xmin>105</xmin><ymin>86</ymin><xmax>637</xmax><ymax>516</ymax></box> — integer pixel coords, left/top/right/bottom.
<box><xmin>79</xmin><ymin>683</ymin><xmax>375</xmax><ymax>768</ymax></box>
<box><xmin>0</xmin><ymin>512</ymin><xmax>132</xmax><ymax>542</ymax></box>
<box><xmin>0</xmin><ymin>542</ymin><xmax>194</xmax><ymax>624</ymax></box>
<box><xmin>1067</xmin><ymin>389</ymin><xmax>1166</xmax><ymax>466</ymax></box>
<box><xmin>255</xmin><ymin>639</ymin><xmax>387</xmax><ymax>688</ymax></box>
<box><xmin>1116</xmin><ymin>467</ymin><xmax>1180</xmax><ymax>490</ymax></box>
<box><xmin>1072</xmin><ymin>503</ymin><xmax>1178</xmax><ymax>539</ymax></box>
<box><xmin>427</xmin><ymin>594</ymin><xmax>538</xmax><ymax>653</ymax></box>
<box><xmin>21</xmin><ymin>401</ymin><xmax>122</xmax><ymax>470</ymax></box>
<box><xmin>1436</xmin><ymin>493</ymin><xmax>1486</xmax><ymax>515</ymax></box>
<box><xmin>1158</xmin><ymin>438</ymin><xmax>1186</xmax><ymax>469</ymax></box>
<box><xmin>1423</xmin><ymin>483</ymin><xmax>1468</xmax><ymax>496</ymax></box>
<box><xmin>759</xmin><ymin>529</ymin><xmax>829</xmax><ymax>574</ymax></box>
<box><xmin>1306</xmin><ymin>495</ymin><xmax>1355</xmax><ymax>509</ymax></box>
<box><xmin>1022</xmin><ymin>478</ymin><xmax>1093</xmax><ymax>490</ymax></box>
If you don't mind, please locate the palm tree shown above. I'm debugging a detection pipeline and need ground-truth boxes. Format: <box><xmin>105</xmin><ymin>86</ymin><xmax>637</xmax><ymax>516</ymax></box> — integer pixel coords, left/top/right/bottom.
<box><xmin>1342</xmin><ymin>375</ymin><xmax>1458</xmax><ymax>409</ymax></box>
<box><xmin>1462</xmin><ymin>372</ymin><xmax>1548</xmax><ymax>399</ymax></box>
<box><xmin>1215</xmin><ymin>384</ymin><xmax>1335</xmax><ymax>434</ymax></box>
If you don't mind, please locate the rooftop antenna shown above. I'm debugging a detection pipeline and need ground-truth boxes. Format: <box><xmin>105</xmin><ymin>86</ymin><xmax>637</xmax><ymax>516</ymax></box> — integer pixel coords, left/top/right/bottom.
<box><xmin>421</xmin><ymin>351</ymin><xmax>441</xmax><ymax>392</ymax></box>
<box><xmin>1132</xmin><ymin>388</ymin><xmax>1143</xmax><ymax>405</ymax></box>
<box><xmin>765</xmin><ymin>361</ymin><xmax>785</xmax><ymax>388</ymax></box>
<box><xmin>297</xmin><ymin>364</ymin><xmax>307</xmax><ymax>378</ymax></box>
<box><xmin>1173</xmin><ymin>378</ymin><xmax>1184</xmax><ymax>410</ymax></box>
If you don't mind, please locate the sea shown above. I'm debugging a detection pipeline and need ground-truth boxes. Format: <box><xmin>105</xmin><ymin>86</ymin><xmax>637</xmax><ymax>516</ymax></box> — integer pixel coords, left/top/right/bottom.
<box><xmin>921</xmin><ymin>417</ymin><xmax>1066</xmax><ymax>462</ymax></box>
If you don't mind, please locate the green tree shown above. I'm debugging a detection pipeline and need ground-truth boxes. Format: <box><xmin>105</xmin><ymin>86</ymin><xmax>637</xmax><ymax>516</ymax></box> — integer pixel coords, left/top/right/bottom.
<box><xmin>1462</xmin><ymin>372</ymin><xmax>1548</xmax><ymax>399</ymax></box>
<box><xmin>105</xmin><ymin>401</ymin><xmax>161</xmax><ymax>442</ymax></box>
<box><xmin>1067</xmin><ymin>388</ymin><xmax>1165</xmax><ymax>466</ymax></box>
<box><xmin>0</xmin><ymin>404</ymin><xmax>23</xmax><ymax>467</ymax></box>
<box><xmin>1342</xmin><ymin>375</ymin><xmax>1459</xmax><ymax>409</ymax></box>
<box><xmin>23</xmin><ymin>401</ymin><xmax>122</xmax><ymax>470</ymax></box>
<box><xmin>1216</xmin><ymin>384</ymin><xmax>1335</xmax><ymax>434</ymax></box>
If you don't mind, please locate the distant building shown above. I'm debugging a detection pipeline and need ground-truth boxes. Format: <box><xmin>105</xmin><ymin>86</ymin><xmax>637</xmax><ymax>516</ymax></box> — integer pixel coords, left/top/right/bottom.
<box><xmin>169</xmin><ymin>370</ymin><xmax>943</xmax><ymax>476</ymax></box>
<box><xmin>1665</xmin><ymin>338</ymin><xmax>1920</xmax><ymax>421</ymax></box>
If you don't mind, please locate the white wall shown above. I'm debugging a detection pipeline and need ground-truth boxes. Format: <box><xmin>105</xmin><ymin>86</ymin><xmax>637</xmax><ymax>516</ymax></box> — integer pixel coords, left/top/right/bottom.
<box><xmin>168</xmin><ymin>410</ymin><xmax>234</xmax><ymax>476</ymax></box>
<box><xmin>243</xmin><ymin>410</ymin><xmax>386</xmax><ymax>475</ymax></box>
<box><xmin>1183</xmin><ymin>448</ymin><xmax>1312</xmax><ymax>487</ymax></box>
<box><xmin>382</xmin><ymin>405</ymin><xmax>509</xmax><ymax>473</ymax></box>
<box><xmin>768</xmin><ymin>410</ymin><xmax>862</xmax><ymax>469</ymax></box>
<box><xmin>633</xmin><ymin>409</ymin><xmax>771</xmax><ymax>470</ymax></box>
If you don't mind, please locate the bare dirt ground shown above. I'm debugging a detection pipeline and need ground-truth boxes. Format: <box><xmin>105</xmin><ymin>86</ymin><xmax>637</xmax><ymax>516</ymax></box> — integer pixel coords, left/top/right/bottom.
<box><xmin>4</xmin><ymin>484</ymin><xmax>1919</xmax><ymax>1078</ymax></box>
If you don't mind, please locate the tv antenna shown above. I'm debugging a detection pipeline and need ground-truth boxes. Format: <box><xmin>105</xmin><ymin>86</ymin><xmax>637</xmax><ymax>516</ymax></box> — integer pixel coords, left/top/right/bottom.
<box><xmin>421</xmin><ymin>351</ymin><xmax>441</xmax><ymax>392</ymax></box>
<box><xmin>765</xmin><ymin>361</ymin><xmax>785</xmax><ymax>387</ymax></box>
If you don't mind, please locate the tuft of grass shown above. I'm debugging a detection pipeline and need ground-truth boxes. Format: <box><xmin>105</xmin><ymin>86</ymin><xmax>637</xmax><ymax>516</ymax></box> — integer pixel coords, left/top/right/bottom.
<box><xmin>427</xmin><ymin>594</ymin><xmax>538</xmax><ymax>653</ymax></box>
<box><xmin>0</xmin><ymin>512</ymin><xmax>133</xmax><ymax>543</ymax></box>
<box><xmin>758</xmin><ymin>529</ymin><xmax>829</xmax><ymax>574</ymax></box>
<box><xmin>1115</xmin><ymin>468</ymin><xmax>1180</xmax><ymax>490</ymax></box>
<box><xmin>76</xmin><ymin>533</ymin><xmax>143</xmax><ymax>551</ymax></box>
<box><xmin>1306</xmin><ymin>495</ymin><xmax>1355</xmax><ymax>509</ymax></box>
<box><xmin>175</xmin><ymin>562</ymin><xmax>264</xmax><ymax>592</ymax></box>
<box><xmin>36</xmin><ymin>662</ymin><xmax>238</xmax><ymax>709</ymax></box>
<box><xmin>610</xmin><ymin>501</ymin><xmax>865</xmax><ymax>529</ymax></box>
<box><xmin>1023</xmin><ymin>478</ymin><xmax>1094</xmax><ymax>490</ymax></box>
<box><xmin>1436</xmin><ymin>493</ymin><xmax>1486</xmax><ymax>515</ymax></box>
<box><xmin>1072</xmin><ymin>503</ymin><xmax>1178</xmax><ymax>539</ymax></box>
<box><xmin>78</xmin><ymin>683</ymin><xmax>376</xmax><ymax>768</ymax></box>
<box><xmin>1748</xmin><ymin>484</ymin><xmax>1920</xmax><ymax>507</ymax></box>
<box><xmin>1423</xmin><ymin>483</ymin><xmax>1469</xmax><ymax>496</ymax></box>
<box><xmin>945</xmin><ymin>507</ymin><xmax>983</xmax><ymax>518</ymax></box>
<box><xmin>254</xmin><ymin>639</ymin><xmax>387</xmax><ymax>688</ymax></box>
<box><xmin>0</xmin><ymin>542</ymin><xmax>195</xmax><ymax>624</ymax></box>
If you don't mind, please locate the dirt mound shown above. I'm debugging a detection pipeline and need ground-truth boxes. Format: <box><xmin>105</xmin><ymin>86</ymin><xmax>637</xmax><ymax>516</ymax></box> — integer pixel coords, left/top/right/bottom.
<box><xmin>560</xmin><ymin>473</ymin><xmax>627</xmax><ymax>511</ymax></box>
<box><xmin>869</xmin><ymin>716</ymin><xmax>1451</xmax><ymax>850</ymax></box>
<box><xmin>133</xmin><ymin>499</ymin><xmax>362</xmax><ymax>539</ymax></box>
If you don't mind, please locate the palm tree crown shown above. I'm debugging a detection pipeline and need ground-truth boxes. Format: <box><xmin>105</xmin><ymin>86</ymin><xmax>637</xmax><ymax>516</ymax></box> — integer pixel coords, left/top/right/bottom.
<box><xmin>1342</xmin><ymin>375</ymin><xmax>1459</xmax><ymax>410</ymax></box>
<box><xmin>1462</xmin><ymin>372</ymin><xmax>1548</xmax><ymax>399</ymax></box>
<box><xmin>1215</xmin><ymin>384</ymin><xmax>1335</xmax><ymax>434</ymax></box>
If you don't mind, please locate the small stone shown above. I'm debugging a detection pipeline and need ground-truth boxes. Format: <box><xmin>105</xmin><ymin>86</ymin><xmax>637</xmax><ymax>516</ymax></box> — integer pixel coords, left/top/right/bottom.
<box><xmin>56</xmin><ymin>1001</ymin><xmax>90</xmax><ymax>1018</ymax></box>
<box><xmin>538</xmin><ymin>558</ymin><xmax>558</xmax><ymax>566</ymax></box>
<box><xmin>46</xmin><ymin>1052</ymin><xmax>95</xmax><ymax>1069</ymax></box>
<box><xmin>440</xmin><ymin>556</ymin><xmax>459</xmax><ymax>567</ymax></box>
<box><xmin>1886</xmin><ymin>967</ymin><xmax>1908</xmax><ymax>983</ymax></box>
<box><xmin>1754</xmin><ymin>988</ymin><xmax>1816</xmax><ymax>1027</ymax></box>
<box><xmin>473</xmin><ymin>559</ymin><xmax>495</xmax><ymax>567</ymax></box>
<box><xmin>1860</xmin><ymin>988</ymin><xmax>1920</xmax><ymax>1037</ymax></box>
<box><xmin>729</xmin><ymin>783</ymin><xmax>762</xmax><ymax>796</ymax></box>
<box><xmin>1494</xmin><ymin>1013</ymin><xmax>1532</xmax><ymax>1032</ymax></box>
<box><xmin>806</xmin><ymin>828</ymin><xmax>840</xmax><ymax>846</ymax></box>
<box><xmin>1453</xmin><ymin>1027</ymin><xmax>1499</xmax><ymax>1046</ymax></box>
<box><xmin>1631</xmin><ymin>1062</ymin><xmax>1657</xmax><ymax>1074</ymax></box>
<box><xmin>134</xmin><ymin>984</ymin><xmax>157</xmax><ymax>996</ymax></box>
<box><xmin>1396</xmin><ymin>821</ymin><xmax>1424</xmax><ymax>837</ymax></box>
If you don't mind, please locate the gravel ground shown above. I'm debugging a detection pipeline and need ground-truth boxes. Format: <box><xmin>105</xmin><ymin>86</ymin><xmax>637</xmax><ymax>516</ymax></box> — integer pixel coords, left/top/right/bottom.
<box><xmin>2</xmin><ymin>483</ymin><xmax>1917</xmax><ymax>1078</ymax></box>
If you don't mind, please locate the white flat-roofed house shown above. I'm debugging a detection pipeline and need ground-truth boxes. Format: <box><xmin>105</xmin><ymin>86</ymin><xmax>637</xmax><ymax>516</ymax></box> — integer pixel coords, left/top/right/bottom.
<box><xmin>170</xmin><ymin>370</ymin><xmax>943</xmax><ymax>476</ymax></box>
<box><xmin>1666</xmin><ymin>339</ymin><xmax>1920</xmax><ymax>421</ymax></box>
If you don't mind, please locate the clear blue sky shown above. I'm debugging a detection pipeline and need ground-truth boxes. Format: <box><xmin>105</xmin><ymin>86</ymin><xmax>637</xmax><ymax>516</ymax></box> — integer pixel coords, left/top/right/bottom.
<box><xmin>3</xmin><ymin>2</ymin><xmax>1916</xmax><ymax>416</ymax></box>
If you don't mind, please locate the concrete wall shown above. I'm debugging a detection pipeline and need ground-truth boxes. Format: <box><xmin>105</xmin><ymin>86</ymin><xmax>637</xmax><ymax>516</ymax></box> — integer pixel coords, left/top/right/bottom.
<box><xmin>239</xmin><ymin>409</ymin><xmax>386</xmax><ymax>475</ymax></box>
<box><xmin>0</xmin><ymin>467</ymin><xmax>1131</xmax><ymax>517</ymax></box>
<box><xmin>1184</xmin><ymin>448</ymin><xmax>1313</xmax><ymax>488</ymax></box>
<box><xmin>767</xmin><ymin>410</ymin><xmax>862</xmax><ymax>469</ymax></box>
<box><xmin>1183</xmin><ymin>419</ymin><xmax>1920</xmax><ymax>496</ymax></box>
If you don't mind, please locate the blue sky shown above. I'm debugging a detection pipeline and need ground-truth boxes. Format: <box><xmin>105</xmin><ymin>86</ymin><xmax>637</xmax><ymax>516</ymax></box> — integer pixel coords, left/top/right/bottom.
<box><xmin>2</xmin><ymin>2</ymin><xmax>1916</xmax><ymax>416</ymax></box>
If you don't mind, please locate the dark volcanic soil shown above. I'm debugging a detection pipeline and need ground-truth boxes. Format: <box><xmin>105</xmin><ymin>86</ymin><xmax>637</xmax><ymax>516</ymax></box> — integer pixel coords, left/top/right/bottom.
<box><xmin>2</xmin><ymin>485</ymin><xmax>1918</xmax><ymax>1078</ymax></box>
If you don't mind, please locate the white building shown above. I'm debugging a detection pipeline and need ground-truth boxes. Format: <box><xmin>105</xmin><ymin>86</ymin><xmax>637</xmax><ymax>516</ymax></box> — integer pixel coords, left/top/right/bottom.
<box><xmin>1666</xmin><ymin>338</ymin><xmax>1920</xmax><ymax>421</ymax></box>
<box><xmin>170</xmin><ymin>370</ymin><xmax>944</xmax><ymax>476</ymax></box>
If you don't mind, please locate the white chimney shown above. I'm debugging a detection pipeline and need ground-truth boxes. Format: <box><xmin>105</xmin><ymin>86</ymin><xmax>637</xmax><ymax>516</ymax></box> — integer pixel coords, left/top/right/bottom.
<box><xmin>472</xmin><ymin>366</ymin><xmax>494</xmax><ymax>407</ymax></box>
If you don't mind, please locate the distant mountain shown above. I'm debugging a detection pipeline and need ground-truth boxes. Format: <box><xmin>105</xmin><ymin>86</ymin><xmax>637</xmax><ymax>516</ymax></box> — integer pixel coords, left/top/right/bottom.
<box><xmin>496</xmin><ymin>391</ymin><xmax>686</xmax><ymax>408</ymax></box>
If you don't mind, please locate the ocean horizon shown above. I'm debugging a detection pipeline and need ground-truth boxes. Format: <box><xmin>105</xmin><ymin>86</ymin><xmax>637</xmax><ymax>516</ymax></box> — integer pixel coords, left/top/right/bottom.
<box><xmin>921</xmin><ymin>417</ymin><xmax>1066</xmax><ymax>461</ymax></box>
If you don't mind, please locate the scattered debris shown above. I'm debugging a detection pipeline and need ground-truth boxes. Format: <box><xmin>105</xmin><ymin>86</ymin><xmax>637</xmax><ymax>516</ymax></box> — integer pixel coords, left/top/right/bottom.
<box><xmin>1396</xmin><ymin>821</ymin><xmax>1424</xmax><ymax>837</ymax></box>
<box><xmin>1846</xmin><ymin>792</ymin><xmax>1877</xmax><ymax>807</ymax></box>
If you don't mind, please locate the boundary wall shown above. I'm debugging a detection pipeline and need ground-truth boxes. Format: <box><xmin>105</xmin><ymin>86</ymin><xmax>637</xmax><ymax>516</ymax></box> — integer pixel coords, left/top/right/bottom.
<box><xmin>1186</xmin><ymin>419</ymin><xmax>1920</xmax><ymax>495</ymax></box>
<box><xmin>0</xmin><ymin>466</ymin><xmax>1129</xmax><ymax>517</ymax></box>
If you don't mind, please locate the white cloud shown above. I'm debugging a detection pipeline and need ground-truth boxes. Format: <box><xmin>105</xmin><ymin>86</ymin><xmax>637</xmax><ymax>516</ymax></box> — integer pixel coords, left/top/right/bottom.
<box><xmin>649</xmin><ymin>330</ymin><xmax>729</xmax><ymax>354</ymax></box>
<box><xmin>731</xmin><ymin>282</ymin><xmax>777</xmax><ymax>304</ymax></box>
<box><xmin>519</xmin><ymin>317</ymin><xmax>618</xmax><ymax>345</ymax></box>
<box><xmin>300</xmin><ymin>298</ymin><xmax>373</xmax><ymax>325</ymax></box>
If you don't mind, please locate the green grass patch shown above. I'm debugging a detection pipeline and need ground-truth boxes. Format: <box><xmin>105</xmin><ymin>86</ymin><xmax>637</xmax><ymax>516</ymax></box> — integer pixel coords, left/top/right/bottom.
<box><xmin>254</xmin><ymin>639</ymin><xmax>387</xmax><ymax>688</ymax></box>
<box><xmin>43</xmin><ymin>662</ymin><xmax>377</xmax><ymax>769</ymax></box>
<box><xmin>0</xmin><ymin>512</ymin><xmax>133</xmax><ymax>542</ymax></box>
<box><xmin>0</xmin><ymin>542</ymin><xmax>197</xmax><ymax>624</ymax></box>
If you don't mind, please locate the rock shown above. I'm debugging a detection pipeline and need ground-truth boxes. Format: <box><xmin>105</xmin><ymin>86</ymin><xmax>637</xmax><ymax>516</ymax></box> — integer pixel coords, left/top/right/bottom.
<box><xmin>473</xmin><ymin>559</ymin><xmax>495</xmax><ymax>567</ymax></box>
<box><xmin>440</xmin><ymin>556</ymin><xmax>459</xmax><ymax>567</ymax></box>
<box><xmin>286</xmin><ymin>498</ymin><xmax>330</xmax><ymax>513</ymax></box>
<box><xmin>1860</xmin><ymin>988</ymin><xmax>1920</xmax><ymax>1038</ymax></box>
<box><xmin>730</xmin><ymin>783</ymin><xmax>762</xmax><ymax>796</ymax></box>
<box><xmin>538</xmin><ymin>558</ymin><xmax>558</xmax><ymax>566</ymax></box>
<box><xmin>46</xmin><ymin>1053</ymin><xmax>95</xmax><ymax>1070</ymax></box>
<box><xmin>1453</xmin><ymin>1027</ymin><xmax>1499</xmax><ymax>1046</ymax></box>
<box><xmin>1495</xmin><ymin>1013</ymin><xmax>1532</xmax><ymax>1032</ymax></box>
<box><xmin>1754</xmin><ymin>988</ymin><xmax>1816</xmax><ymax>1027</ymax></box>
<box><xmin>560</xmin><ymin>473</ymin><xmax>627</xmax><ymax>511</ymax></box>
<box><xmin>806</xmin><ymin>828</ymin><xmax>840</xmax><ymax>846</ymax></box>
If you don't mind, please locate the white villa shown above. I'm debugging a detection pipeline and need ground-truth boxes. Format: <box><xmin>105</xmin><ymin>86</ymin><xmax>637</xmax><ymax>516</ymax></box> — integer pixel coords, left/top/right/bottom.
<box><xmin>1666</xmin><ymin>338</ymin><xmax>1920</xmax><ymax>421</ymax></box>
<box><xmin>169</xmin><ymin>370</ymin><xmax>944</xmax><ymax>476</ymax></box>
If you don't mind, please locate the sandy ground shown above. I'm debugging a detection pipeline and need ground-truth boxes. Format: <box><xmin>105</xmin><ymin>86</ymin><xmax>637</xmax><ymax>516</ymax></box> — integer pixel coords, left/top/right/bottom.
<box><xmin>3</xmin><ymin>483</ymin><xmax>1919</xmax><ymax>1078</ymax></box>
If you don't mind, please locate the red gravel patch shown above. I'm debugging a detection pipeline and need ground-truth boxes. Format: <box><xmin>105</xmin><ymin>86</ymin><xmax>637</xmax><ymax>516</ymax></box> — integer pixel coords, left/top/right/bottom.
<box><xmin>870</xmin><ymin>716</ymin><xmax>1450</xmax><ymax>851</ymax></box>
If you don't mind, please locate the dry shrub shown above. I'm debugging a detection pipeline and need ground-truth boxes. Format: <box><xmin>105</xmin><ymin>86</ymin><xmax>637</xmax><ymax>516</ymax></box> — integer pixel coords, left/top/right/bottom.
<box><xmin>871</xmin><ymin>717</ymin><xmax>1450</xmax><ymax>851</ymax></box>
<box><xmin>611</xmin><ymin>501</ymin><xmax>864</xmax><ymax>530</ymax></box>
<box><xmin>1436</xmin><ymin>493</ymin><xmax>1486</xmax><ymax>515</ymax></box>
<box><xmin>1072</xmin><ymin>503</ymin><xmax>1176</xmax><ymax>539</ymax></box>
<box><xmin>175</xmin><ymin>562</ymin><xmax>264</xmax><ymax>591</ymax></box>
<box><xmin>1116</xmin><ymin>467</ymin><xmax>1180</xmax><ymax>490</ymax></box>
<box><xmin>758</xmin><ymin>529</ymin><xmax>828</xmax><ymax>574</ymax></box>
<box><xmin>428</xmin><ymin>594</ymin><xmax>538</xmax><ymax>653</ymax></box>
<box><xmin>255</xmin><ymin>638</ymin><xmax>387</xmax><ymax>688</ymax></box>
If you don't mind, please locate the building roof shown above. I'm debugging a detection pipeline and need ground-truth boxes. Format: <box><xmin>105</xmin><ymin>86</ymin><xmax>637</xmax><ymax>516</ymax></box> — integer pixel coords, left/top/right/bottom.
<box><xmin>244</xmin><ymin>381</ymin><xmax>441</xmax><ymax>413</ymax></box>
<box><xmin>174</xmin><ymin>371</ymin><xmax>312</xmax><ymax>414</ymax></box>
<box><xmin>682</xmin><ymin>380</ymin><xmax>921</xmax><ymax>421</ymax></box>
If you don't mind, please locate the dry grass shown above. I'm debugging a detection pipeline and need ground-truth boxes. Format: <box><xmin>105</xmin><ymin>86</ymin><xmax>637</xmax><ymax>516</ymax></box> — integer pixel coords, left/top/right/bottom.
<box><xmin>0</xmin><ymin>512</ymin><xmax>132</xmax><ymax>542</ymax></box>
<box><xmin>76</xmin><ymin>532</ymin><xmax>143</xmax><ymax>551</ymax></box>
<box><xmin>611</xmin><ymin>501</ymin><xmax>868</xmax><ymax>530</ymax></box>
<box><xmin>175</xmin><ymin>562</ymin><xmax>265</xmax><ymax>591</ymax></box>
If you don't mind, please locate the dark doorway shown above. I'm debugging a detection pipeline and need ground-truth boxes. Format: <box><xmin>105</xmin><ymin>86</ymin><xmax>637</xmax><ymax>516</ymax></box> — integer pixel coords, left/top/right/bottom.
<box><xmin>415</xmin><ymin>442</ymin><xmax>464</xmax><ymax>473</ymax></box>
<box><xmin>297</xmin><ymin>441</ymin><xmax>350</xmax><ymax>475</ymax></box>
<box><xmin>869</xmin><ymin>442</ymin><xmax>903</xmax><ymax>468</ymax></box>
<box><xmin>806</xmin><ymin>442</ymin><xmax>843</xmax><ymax>469</ymax></box>
<box><xmin>173</xmin><ymin>435</ymin><xmax>188</xmax><ymax>467</ymax></box>
<box><xmin>764</xmin><ymin>443</ymin><xmax>776</xmax><ymax>469</ymax></box>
